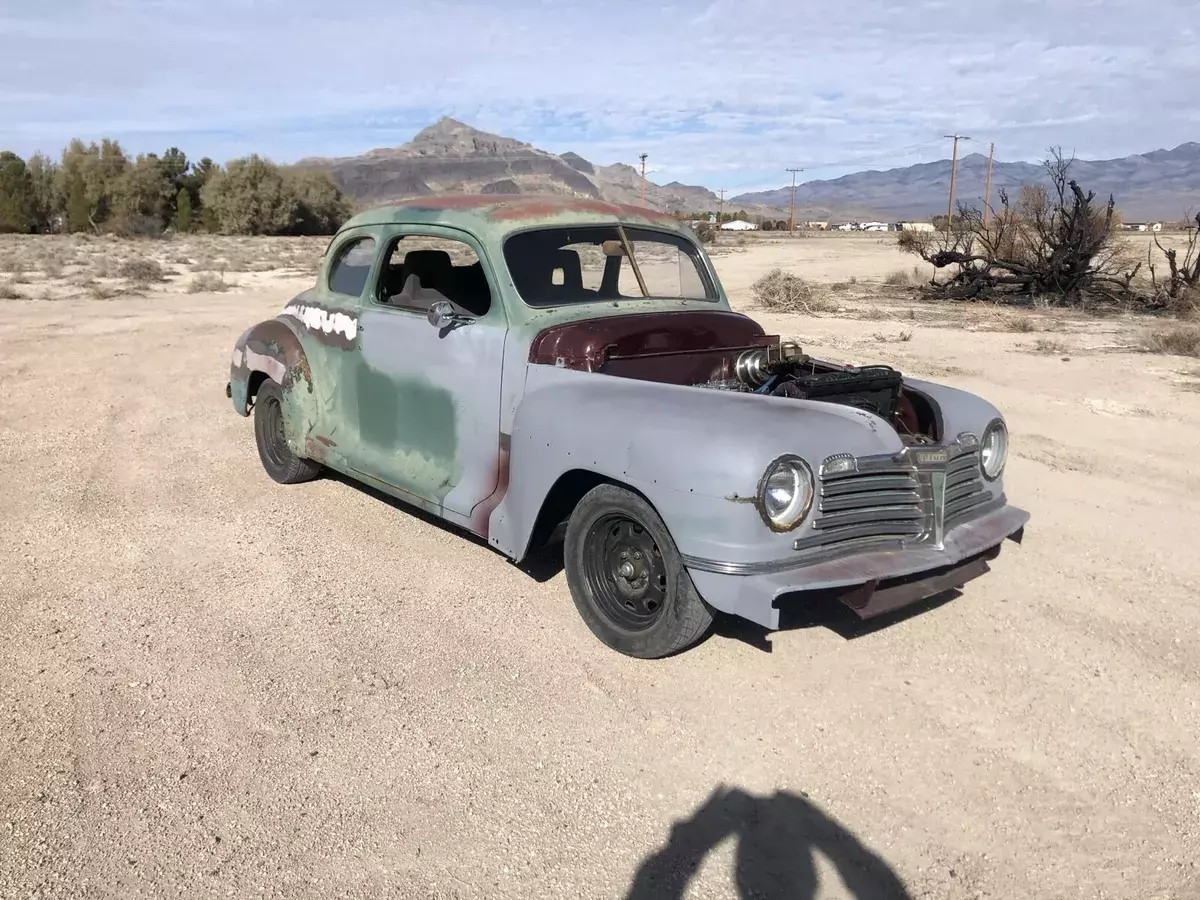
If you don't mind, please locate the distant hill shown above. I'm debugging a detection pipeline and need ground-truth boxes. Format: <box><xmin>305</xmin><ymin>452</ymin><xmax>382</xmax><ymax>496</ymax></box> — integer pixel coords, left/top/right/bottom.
<box><xmin>732</xmin><ymin>143</ymin><xmax>1200</xmax><ymax>222</ymax></box>
<box><xmin>294</xmin><ymin>118</ymin><xmax>1200</xmax><ymax>222</ymax></box>
<box><xmin>294</xmin><ymin>117</ymin><xmax>720</xmax><ymax>214</ymax></box>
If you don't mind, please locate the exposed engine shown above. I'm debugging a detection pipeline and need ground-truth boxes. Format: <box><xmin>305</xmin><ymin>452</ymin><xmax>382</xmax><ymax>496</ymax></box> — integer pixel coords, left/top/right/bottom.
<box><xmin>699</xmin><ymin>341</ymin><xmax>936</xmax><ymax>443</ymax></box>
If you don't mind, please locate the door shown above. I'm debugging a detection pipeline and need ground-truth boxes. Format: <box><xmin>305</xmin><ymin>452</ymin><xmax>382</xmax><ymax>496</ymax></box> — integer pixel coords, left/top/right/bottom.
<box><xmin>345</xmin><ymin>226</ymin><xmax>508</xmax><ymax>520</ymax></box>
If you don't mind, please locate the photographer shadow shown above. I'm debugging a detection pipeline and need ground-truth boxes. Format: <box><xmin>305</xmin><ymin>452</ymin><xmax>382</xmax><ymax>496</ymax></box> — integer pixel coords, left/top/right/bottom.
<box><xmin>626</xmin><ymin>786</ymin><xmax>911</xmax><ymax>900</ymax></box>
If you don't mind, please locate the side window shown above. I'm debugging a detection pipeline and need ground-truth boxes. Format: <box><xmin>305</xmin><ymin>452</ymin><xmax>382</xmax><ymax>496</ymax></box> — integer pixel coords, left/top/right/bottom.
<box><xmin>327</xmin><ymin>236</ymin><xmax>378</xmax><ymax>298</ymax></box>
<box><xmin>376</xmin><ymin>234</ymin><xmax>491</xmax><ymax>317</ymax></box>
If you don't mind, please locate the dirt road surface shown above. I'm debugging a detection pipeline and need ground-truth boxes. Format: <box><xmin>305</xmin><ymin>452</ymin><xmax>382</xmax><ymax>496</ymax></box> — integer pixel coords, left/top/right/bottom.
<box><xmin>2</xmin><ymin>234</ymin><xmax>1199</xmax><ymax>899</ymax></box>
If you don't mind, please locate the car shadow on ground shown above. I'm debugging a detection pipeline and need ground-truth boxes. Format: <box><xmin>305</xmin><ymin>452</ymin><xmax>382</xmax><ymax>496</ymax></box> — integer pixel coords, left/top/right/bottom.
<box><xmin>625</xmin><ymin>785</ymin><xmax>912</xmax><ymax>900</ymax></box>
<box><xmin>711</xmin><ymin>589</ymin><xmax>962</xmax><ymax>652</ymax></box>
<box><xmin>324</xmin><ymin>470</ymin><xmax>569</xmax><ymax>581</ymax></box>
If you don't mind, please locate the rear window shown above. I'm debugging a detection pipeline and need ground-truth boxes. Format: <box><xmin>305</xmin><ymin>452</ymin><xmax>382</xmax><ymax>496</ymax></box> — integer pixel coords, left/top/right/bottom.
<box><xmin>502</xmin><ymin>225</ymin><xmax>716</xmax><ymax>308</ymax></box>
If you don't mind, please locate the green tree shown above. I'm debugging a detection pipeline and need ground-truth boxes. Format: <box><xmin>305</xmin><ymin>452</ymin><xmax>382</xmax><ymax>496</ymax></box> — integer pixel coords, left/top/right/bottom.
<box><xmin>111</xmin><ymin>152</ymin><xmax>173</xmax><ymax>233</ymax></box>
<box><xmin>287</xmin><ymin>169</ymin><xmax>352</xmax><ymax>235</ymax></box>
<box><xmin>175</xmin><ymin>188</ymin><xmax>192</xmax><ymax>232</ymax></box>
<box><xmin>200</xmin><ymin>155</ymin><xmax>294</xmax><ymax>235</ymax></box>
<box><xmin>0</xmin><ymin>151</ymin><xmax>36</xmax><ymax>233</ymax></box>
<box><xmin>66</xmin><ymin>172</ymin><xmax>90</xmax><ymax>232</ymax></box>
<box><xmin>25</xmin><ymin>152</ymin><xmax>60</xmax><ymax>232</ymax></box>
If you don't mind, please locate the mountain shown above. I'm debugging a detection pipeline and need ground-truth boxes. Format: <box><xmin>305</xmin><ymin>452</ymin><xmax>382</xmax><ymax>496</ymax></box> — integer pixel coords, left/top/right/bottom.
<box><xmin>294</xmin><ymin>117</ymin><xmax>719</xmax><ymax>214</ymax></box>
<box><xmin>732</xmin><ymin>143</ymin><xmax>1200</xmax><ymax>222</ymax></box>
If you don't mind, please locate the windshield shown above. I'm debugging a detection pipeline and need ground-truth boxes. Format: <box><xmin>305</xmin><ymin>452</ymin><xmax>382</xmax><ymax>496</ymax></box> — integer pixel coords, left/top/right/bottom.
<box><xmin>502</xmin><ymin>225</ymin><xmax>717</xmax><ymax>307</ymax></box>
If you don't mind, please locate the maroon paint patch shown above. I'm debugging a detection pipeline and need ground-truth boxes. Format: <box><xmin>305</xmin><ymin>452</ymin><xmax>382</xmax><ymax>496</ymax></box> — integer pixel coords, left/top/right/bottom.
<box><xmin>528</xmin><ymin>310</ymin><xmax>770</xmax><ymax>372</ymax></box>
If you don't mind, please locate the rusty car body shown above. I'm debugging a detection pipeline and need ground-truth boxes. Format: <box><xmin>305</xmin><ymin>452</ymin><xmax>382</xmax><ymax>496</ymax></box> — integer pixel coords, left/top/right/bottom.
<box><xmin>227</xmin><ymin>195</ymin><xmax>1029</xmax><ymax>658</ymax></box>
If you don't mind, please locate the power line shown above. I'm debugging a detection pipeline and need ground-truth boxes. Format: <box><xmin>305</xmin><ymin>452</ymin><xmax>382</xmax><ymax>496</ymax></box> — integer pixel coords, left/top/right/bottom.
<box><xmin>982</xmin><ymin>141</ymin><xmax>996</xmax><ymax>226</ymax></box>
<box><xmin>942</xmin><ymin>134</ymin><xmax>971</xmax><ymax>234</ymax></box>
<box><xmin>786</xmin><ymin>168</ymin><xmax>803</xmax><ymax>232</ymax></box>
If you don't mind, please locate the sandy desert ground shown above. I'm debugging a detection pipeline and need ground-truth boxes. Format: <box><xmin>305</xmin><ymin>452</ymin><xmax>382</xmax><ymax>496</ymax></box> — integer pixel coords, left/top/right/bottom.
<box><xmin>2</xmin><ymin>230</ymin><xmax>1199</xmax><ymax>899</ymax></box>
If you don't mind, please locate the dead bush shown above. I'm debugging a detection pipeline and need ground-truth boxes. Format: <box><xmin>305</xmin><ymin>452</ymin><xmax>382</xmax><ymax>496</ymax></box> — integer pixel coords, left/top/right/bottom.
<box><xmin>0</xmin><ymin>281</ymin><xmax>24</xmax><ymax>300</ymax></box>
<box><xmin>900</xmin><ymin>147</ymin><xmax>1138</xmax><ymax>306</ymax></box>
<box><xmin>186</xmin><ymin>272</ymin><xmax>231</xmax><ymax>293</ymax></box>
<box><xmin>1028</xmin><ymin>338</ymin><xmax>1070</xmax><ymax>356</ymax></box>
<box><xmin>87</xmin><ymin>283</ymin><xmax>118</xmax><ymax>300</ymax></box>
<box><xmin>1147</xmin><ymin>214</ymin><xmax>1200</xmax><ymax>317</ymax></box>
<box><xmin>1144</xmin><ymin>323</ymin><xmax>1200</xmax><ymax>357</ymax></box>
<box><xmin>117</xmin><ymin>257</ymin><xmax>168</xmax><ymax>283</ymax></box>
<box><xmin>752</xmin><ymin>269</ymin><xmax>833</xmax><ymax>314</ymax></box>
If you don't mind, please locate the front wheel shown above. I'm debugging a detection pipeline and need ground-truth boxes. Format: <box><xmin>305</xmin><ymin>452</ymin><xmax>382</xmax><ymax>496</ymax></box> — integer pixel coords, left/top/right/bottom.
<box><xmin>253</xmin><ymin>379</ymin><xmax>322</xmax><ymax>485</ymax></box>
<box><xmin>564</xmin><ymin>484</ymin><xmax>714</xmax><ymax>659</ymax></box>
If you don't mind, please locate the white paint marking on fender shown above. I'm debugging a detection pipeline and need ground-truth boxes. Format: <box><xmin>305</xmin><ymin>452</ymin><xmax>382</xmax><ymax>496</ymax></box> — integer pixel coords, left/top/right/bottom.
<box><xmin>243</xmin><ymin>348</ymin><xmax>286</xmax><ymax>384</ymax></box>
<box><xmin>231</xmin><ymin>347</ymin><xmax>244</xmax><ymax>368</ymax></box>
<box><xmin>281</xmin><ymin>303</ymin><xmax>358</xmax><ymax>342</ymax></box>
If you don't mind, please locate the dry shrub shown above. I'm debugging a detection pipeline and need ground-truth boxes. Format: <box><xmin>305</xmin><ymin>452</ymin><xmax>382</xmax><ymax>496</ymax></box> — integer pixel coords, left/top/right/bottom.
<box><xmin>1004</xmin><ymin>315</ymin><xmax>1037</xmax><ymax>333</ymax></box>
<box><xmin>42</xmin><ymin>258</ymin><xmax>63</xmax><ymax>278</ymax></box>
<box><xmin>187</xmin><ymin>272</ymin><xmax>231</xmax><ymax>293</ymax></box>
<box><xmin>883</xmin><ymin>267</ymin><xmax>921</xmax><ymax>286</ymax></box>
<box><xmin>1144</xmin><ymin>323</ymin><xmax>1200</xmax><ymax>357</ymax></box>
<box><xmin>0</xmin><ymin>281</ymin><xmax>24</xmax><ymax>300</ymax></box>
<box><xmin>117</xmin><ymin>257</ymin><xmax>168</xmax><ymax>283</ymax></box>
<box><xmin>752</xmin><ymin>269</ymin><xmax>833</xmax><ymax>314</ymax></box>
<box><xmin>87</xmin><ymin>283</ymin><xmax>118</xmax><ymax>300</ymax></box>
<box><xmin>1028</xmin><ymin>338</ymin><xmax>1070</xmax><ymax>356</ymax></box>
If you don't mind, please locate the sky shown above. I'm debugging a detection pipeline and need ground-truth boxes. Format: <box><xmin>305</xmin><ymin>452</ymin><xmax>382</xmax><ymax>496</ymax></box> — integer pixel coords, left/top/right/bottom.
<box><xmin>1</xmin><ymin>0</ymin><xmax>1197</xmax><ymax>195</ymax></box>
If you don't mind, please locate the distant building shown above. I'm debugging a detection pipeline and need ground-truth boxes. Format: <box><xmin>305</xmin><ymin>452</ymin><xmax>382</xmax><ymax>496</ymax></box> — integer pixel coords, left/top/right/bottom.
<box><xmin>720</xmin><ymin>220</ymin><xmax>758</xmax><ymax>231</ymax></box>
<box><xmin>804</xmin><ymin>221</ymin><xmax>830</xmax><ymax>230</ymax></box>
<box><xmin>1123</xmin><ymin>222</ymin><xmax>1163</xmax><ymax>232</ymax></box>
<box><xmin>898</xmin><ymin>222</ymin><xmax>936</xmax><ymax>232</ymax></box>
<box><xmin>860</xmin><ymin>221</ymin><xmax>889</xmax><ymax>232</ymax></box>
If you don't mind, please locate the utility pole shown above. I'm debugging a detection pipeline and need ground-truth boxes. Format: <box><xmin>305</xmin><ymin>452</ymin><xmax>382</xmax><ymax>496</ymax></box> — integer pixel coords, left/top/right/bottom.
<box><xmin>981</xmin><ymin>141</ymin><xmax>995</xmax><ymax>227</ymax></box>
<box><xmin>638</xmin><ymin>153</ymin><xmax>648</xmax><ymax>207</ymax></box>
<box><xmin>786</xmin><ymin>168</ymin><xmax>803</xmax><ymax>233</ymax></box>
<box><xmin>943</xmin><ymin>133</ymin><xmax>970</xmax><ymax>235</ymax></box>
<box><xmin>716</xmin><ymin>188</ymin><xmax>727</xmax><ymax>225</ymax></box>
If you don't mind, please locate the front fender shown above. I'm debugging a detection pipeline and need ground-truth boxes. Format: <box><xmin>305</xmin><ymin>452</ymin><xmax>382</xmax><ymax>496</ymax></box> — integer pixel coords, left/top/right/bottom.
<box><xmin>487</xmin><ymin>365</ymin><xmax>906</xmax><ymax>565</ymax></box>
<box><xmin>228</xmin><ymin>315</ymin><xmax>321</xmax><ymax>457</ymax></box>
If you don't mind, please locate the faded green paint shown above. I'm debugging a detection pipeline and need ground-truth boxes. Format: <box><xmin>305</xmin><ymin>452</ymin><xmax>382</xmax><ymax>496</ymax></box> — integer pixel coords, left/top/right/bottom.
<box><xmin>350</xmin><ymin>364</ymin><xmax>462</xmax><ymax>502</ymax></box>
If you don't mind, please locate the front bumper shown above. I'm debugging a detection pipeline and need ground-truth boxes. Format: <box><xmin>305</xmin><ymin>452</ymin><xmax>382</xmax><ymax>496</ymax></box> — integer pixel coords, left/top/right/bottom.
<box><xmin>684</xmin><ymin>503</ymin><xmax>1030</xmax><ymax>630</ymax></box>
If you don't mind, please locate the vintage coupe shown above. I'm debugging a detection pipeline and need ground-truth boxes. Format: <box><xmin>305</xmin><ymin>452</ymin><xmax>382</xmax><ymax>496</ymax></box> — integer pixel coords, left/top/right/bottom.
<box><xmin>227</xmin><ymin>196</ymin><xmax>1029</xmax><ymax>658</ymax></box>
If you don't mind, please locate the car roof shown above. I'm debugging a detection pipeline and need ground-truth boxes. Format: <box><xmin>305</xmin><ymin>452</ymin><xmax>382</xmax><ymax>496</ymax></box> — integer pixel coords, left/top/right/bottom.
<box><xmin>339</xmin><ymin>193</ymin><xmax>689</xmax><ymax>238</ymax></box>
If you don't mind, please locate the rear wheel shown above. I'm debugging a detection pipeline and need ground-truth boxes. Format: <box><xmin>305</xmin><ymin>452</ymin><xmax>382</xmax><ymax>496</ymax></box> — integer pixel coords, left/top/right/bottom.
<box><xmin>564</xmin><ymin>483</ymin><xmax>713</xmax><ymax>658</ymax></box>
<box><xmin>253</xmin><ymin>379</ymin><xmax>321</xmax><ymax>484</ymax></box>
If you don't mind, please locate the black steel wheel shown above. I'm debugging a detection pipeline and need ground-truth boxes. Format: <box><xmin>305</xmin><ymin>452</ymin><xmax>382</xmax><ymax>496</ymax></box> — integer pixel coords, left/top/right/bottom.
<box><xmin>252</xmin><ymin>379</ymin><xmax>321</xmax><ymax>485</ymax></box>
<box><xmin>564</xmin><ymin>483</ymin><xmax>714</xmax><ymax>658</ymax></box>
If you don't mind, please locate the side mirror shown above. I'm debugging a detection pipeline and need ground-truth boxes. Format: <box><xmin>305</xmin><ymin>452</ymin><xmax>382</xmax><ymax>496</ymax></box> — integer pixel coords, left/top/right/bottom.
<box><xmin>427</xmin><ymin>299</ymin><xmax>472</xmax><ymax>329</ymax></box>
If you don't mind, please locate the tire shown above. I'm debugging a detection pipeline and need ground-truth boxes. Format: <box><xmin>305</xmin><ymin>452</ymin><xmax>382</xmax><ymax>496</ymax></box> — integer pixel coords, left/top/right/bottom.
<box><xmin>252</xmin><ymin>378</ymin><xmax>321</xmax><ymax>485</ymax></box>
<box><xmin>564</xmin><ymin>483</ymin><xmax>714</xmax><ymax>659</ymax></box>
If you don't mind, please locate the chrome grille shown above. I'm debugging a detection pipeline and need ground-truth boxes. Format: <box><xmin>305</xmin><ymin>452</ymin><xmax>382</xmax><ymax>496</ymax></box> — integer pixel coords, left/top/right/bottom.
<box><xmin>943</xmin><ymin>449</ymin><xmax>991</xmax><ymax>530</ymax></box>
<box><xmin>796</xmin><ymin>467</ymin><xmax>924</xmax><ymax>551</ymax></box>
<box><xmin>794</xmin><ymin>442</ymin><xmax>997</xmax><ymax>556</ymax></box>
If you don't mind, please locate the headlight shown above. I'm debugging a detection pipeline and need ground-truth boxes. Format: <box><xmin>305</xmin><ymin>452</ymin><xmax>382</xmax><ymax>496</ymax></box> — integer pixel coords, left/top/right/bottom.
<box><xmin>980</xmin><ymin>419</ymin><xmax>1008</xmax><ymax>481</ymax></box>
<box><xmin>757</xmin><ymin>455</ymin><xmax>814</xmax><ymax>531</ymax></box>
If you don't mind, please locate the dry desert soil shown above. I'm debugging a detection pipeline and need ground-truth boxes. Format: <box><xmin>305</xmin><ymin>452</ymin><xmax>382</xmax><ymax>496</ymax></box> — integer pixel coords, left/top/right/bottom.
<box><xmin>2</xmin><ymin>232</ymin><xmax>1199</xmax><ymax>899</ymax></box>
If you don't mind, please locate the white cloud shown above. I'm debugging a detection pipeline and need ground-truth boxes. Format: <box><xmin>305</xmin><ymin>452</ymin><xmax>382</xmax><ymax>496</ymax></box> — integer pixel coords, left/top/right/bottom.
<box><xmin>1</xmin><ymin>0</ymin><xmax>1196</xmax><ymax>191</ymax></box>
